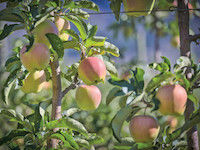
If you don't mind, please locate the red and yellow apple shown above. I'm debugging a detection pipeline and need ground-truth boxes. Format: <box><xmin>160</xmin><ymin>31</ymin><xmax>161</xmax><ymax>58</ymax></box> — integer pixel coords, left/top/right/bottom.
<box><xmin>55</xmin><ymin>16</ymin><xmax>70</xmax><ymax>41</ymax></box>
<box><xmin>75</xmin><ymin>85</ymin><xmax>101</xmax><ymax>111</ymax></box>
<box><xmin>33</xmin><ymin>20</ymin><xmax>58</xmax><ymax>47</ymax></box>
<box><xmin>166</xmin><ymin>116</ymin><xmax>178</xmax><ymax>133</ymax></box>
<box><xmin>78</xmin><ymin>57</ymin><xmax>107</xmax><ymax>85</ymax></box>
<box><xmin>21</xmin><ymin>70</ymin><xmax>46</xmax><ymax>93</ymax></box>
<box><xmin>20</xmin><ymin>43</ymin><xmax>50</xmax><ymax>71</ymax></box>
<box><xmin>129</xmin><ymin>115</ymin><xmax>160</xmax><ymax>143</ymax></box>
<box><xmin>156</xmin><ymin>84</ymin><xmax>187</xmax><ymax>115</ymax></box>
<box><xmin>123</xmin><ymin>0</ymin><xmax>155</xmax><ymax>17</ymax></box>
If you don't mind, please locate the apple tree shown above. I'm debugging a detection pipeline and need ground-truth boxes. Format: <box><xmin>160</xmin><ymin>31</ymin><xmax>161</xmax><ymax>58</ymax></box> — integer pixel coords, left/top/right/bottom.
<box><xmin>0</xmin><ymin>0</ymin><xmax>119</xmax><ymax>149</ymax></box>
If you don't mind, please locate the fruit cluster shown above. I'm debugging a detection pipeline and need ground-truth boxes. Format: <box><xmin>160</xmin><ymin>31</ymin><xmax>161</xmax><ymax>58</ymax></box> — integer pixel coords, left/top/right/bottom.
<box><xmin>129</xmin><ymin>84</ymin><xmax>187</xmax><ymax>143</ymax></box>
<box><xmin>20</xmin><ymin>17</ymin><xmax>70</xmax><ymax>93</ymax></box>
<box><xmin>20</xmin><ymin>16</ymin><xmax>106</xmax><ymax>112</ymax></box>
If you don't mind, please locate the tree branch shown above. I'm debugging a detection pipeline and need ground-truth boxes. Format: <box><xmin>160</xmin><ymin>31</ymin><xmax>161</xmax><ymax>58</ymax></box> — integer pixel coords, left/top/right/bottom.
<box><xmin>61</xmin><ymin>73</ymin><xmax>79</xmax><ymax>98</ymax></box>
<box><xmin>189</xmin><ymin>34</ymin><xmax>200</xmax><ymax>43</ymax></box>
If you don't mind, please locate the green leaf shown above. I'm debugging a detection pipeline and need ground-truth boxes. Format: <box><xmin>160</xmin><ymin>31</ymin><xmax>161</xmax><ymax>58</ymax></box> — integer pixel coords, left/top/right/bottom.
<box><xmin>46</xmin><ymin>117</ymin><xmax>88</xmax><ymax>136</ymax></box>
<box><xmin>174</xmin><ymin>56</ymin><xmax>191</xmax><ymax>72</ymax></box>
<box><xmin>108</xmin><ymin>79</ymin><xmax>133</xmax><ymax>92</ymax></box>
<box><xmin>88</xmin><ymin>25</ymin><xmax>97</xmax><ymax>39</ymax></box>
<box><xmin>86</xmin><ymin>133</ymin><xmax>104</xmax><ymax>145</ymax></box>
<box><xmin>46</xmin><ymin>33</ymin><xmax>64</xmax><ymax>58</ymax></box>
<box><xmin>0</xmin><ymin>24</ymin><xmax>19</xmax><ymax>40</ymax></box>
<box><xmin>61</xmin><ymin>131</ymin><xmax>79</xmax><ymax>150</ymax></box>
<box><xmin>161</xmin><ymin>56</ymin><xmax>171</xmax><ymax>70</ymax></box>
<box><xmin>2</xmin><ymin>70</ymin><xmax>18</xmax><ymax>103</ymax></box>
<box><xmin>85</xmin><ymin>36</ymin><xmax>106</xmax><ymax>48</ymax></box>
<box><xmin>104</xmin><ymin>60</ymin><xmax>118</xmax><ymax>76</ymax></box>
<box><xmin>62</xmin><ymin>108</ymin><xmax>81</xmax><ymax>117</ymax></box>
<box><xmin>131</xmin><ymin>68</ymin><xmax>145</xmax><ymax>92</ymax></box>
<box><xmin>5</xmin><ymin>56</ymin><xmax>21</xmax><ymax>73</ymax></box>
<box><xmin>74</xmin><ymin>137</ymin><xmax>90</xmax><ymax>149</ymax></box>
<box><xmin>64</xmin><ymin>15</ymin><xmax>88</xmax><ymax>40</ymax></box>
<box><xmin>118</xmin><ymin>94</ymin><xmax>130</xmax><ymax>108</ymax></box>
<box><xmin>0</xmin><ymin>109</ymin><xmax>24</xmax><ymax>122</ymax></box>
<box><xmin>70</xmin><ymin>8</ymin><xmax>90</xmax><ymax>20</ymax></box>
<box><xmin>93</xmin><ymin>41</ymin><xmax>120</xmax><ymax>57</ymax></box>
<box><xmin>63</xmin><ymin>29</ymin><xmax>79</xmax><ymax>40</ymax></box>
<box><xmin>111</xmin><ymin>106</ymin><xmax>140</xmax><ymax>142</ymax></box>
<box><xmin>0</xmin><ymin>109</ymin><xmax>34</xmax><ymax>132</ymax></box>
<box><xmin>106</xmin><ymin>87</ymin><xmax>122</xmax><ymax>105</ymax></box>
<box><xmin>45</xmin><ymin>1</ymin><xmax>57</xmax><ymax>7</ymax></box>
<box><xmin>188</xmin><ymin>94</ymin><xmax>198</xmax><ymax>107</ymax></box>
<box><xmin>0</xmin><ymin>8</ymin><xmax>23</xmax><ymax>22</ymax></box>
<box><xmin>145</xmin><ymin>72</ymin><xmax>174</xmax><ymax>93</ymax></box>
<box><xmin>109</xmin><ymin>0</ymin><xmax>122</xmax><ymax>21</ymax></box>
<box><xmin>114</xmin><ymin>137</ymin><xmax>135</xmax><ymax>149</ymax></box>
<box><xmin>74</xmin><ymin>0</ymin><xmax>99</xmax><ymax>12</ymax></box>
<box><xmin>34</xmin><ymin>104</ymin><xmax>43</xmax><ymax>132</ymax></box>
<box><xmin>0</xmin><ymin>129</ymin><xmax>29</xmax><ymax>146</ymax></box>
<box><xmin>50</xmin><ymin>133</ymin><xmax>73</xmax><ymax>149</ymax></box>
<box><xmin>175</xmin><ymin>74</ymin><xmax>190</xmax><ymax>90</ymax></box>
<box><xmin>63</xmin><ymin>39</ymin><xmax>80</xmax><ymax>50</ymax></box>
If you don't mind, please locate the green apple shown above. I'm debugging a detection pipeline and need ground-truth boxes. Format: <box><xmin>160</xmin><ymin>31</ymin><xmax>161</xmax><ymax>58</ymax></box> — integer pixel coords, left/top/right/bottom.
<box><xmin>21</xmin><ymin>70</ymin><xmax>46</xmax><ymax>93</ymax></box>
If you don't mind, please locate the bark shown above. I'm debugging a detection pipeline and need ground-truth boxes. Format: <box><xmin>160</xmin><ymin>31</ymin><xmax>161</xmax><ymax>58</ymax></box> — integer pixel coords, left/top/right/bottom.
<box><xmin>178</xmin><ymin>0</ymin><xmax>199</xmax><ymax>149</ymax></box>
<box><xmin>49</xmin><ymin>60</ymin><xmax>62</xmax><ymax>148</ymax></box>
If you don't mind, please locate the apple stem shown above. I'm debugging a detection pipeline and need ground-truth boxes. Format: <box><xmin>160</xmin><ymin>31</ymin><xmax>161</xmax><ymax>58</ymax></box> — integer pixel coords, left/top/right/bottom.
<box><xmin>177</xmin><ymin>0</ymin><xmax>199</xmax><ymax>149</ymax></box>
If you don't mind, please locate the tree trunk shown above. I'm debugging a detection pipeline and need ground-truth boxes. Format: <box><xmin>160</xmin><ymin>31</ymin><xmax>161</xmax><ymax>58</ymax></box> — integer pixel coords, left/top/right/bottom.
<box><xmin>49</xmin><ymin>60</ymin><xmax>62</xmax><ymax>148</ymax></box>
<box><xmin>177</xmin><ymin>0</ymin><xmax>199</xmax><ymax>149</ymax></box>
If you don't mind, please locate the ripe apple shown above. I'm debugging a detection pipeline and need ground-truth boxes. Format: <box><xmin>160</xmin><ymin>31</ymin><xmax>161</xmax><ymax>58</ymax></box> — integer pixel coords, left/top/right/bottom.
<box><xmin>33</xmin><ymin>20</ymin><xmax>58</xmax><ymax>47</ymax></box>
<box><xmin>78</xmin><ymin>57</ymin><xmax>107</xmax><ymax>85</ymax></box>
<box><xmin>123</xmin><ymin>0</ymin><xmax>155</xmax><ymax>17</ymax></box>
<box><xmin>20</xmin><ymin>43</ymin><xmax>50</xmax><ymax>71</ymax></box>
<box><xmin>129</xmin><ymin>115</ymin><xmax>160</xmax><ymax>143</ymax></box>
<box><xmin>75</xmin><ymin>85</ymin><xmax>101</xmax><ymax>111</ymax></box>
<box><xmin>21</xmin><ymin>70</ymin><xmax>46</xmax><ymax>93</ymax></box>
<box><xmin>156</xmin><ymin>84</ymin><xmax>187</xmax><ymax>115</ymax></box>
<box><xmin>166</xmin><ymin>116</ymin><xmax>178</xmax><ymax>133</ymax></box>
<box><xmin>55</xmin><ymin>16</ymin><xmax>70</xmax><ymax>41</ymax></box>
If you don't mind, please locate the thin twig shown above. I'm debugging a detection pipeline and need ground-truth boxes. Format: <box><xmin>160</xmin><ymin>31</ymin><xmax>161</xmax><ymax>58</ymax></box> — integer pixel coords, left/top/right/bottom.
<box><xmin>61</xmin><ymin>73</ymin><xmax>79</xmax><ymax>98</ymax></box>
<box><xmin>189</xmin><ymin>34</ymin><xmax>200</xmax><ymax>43</ymax></box>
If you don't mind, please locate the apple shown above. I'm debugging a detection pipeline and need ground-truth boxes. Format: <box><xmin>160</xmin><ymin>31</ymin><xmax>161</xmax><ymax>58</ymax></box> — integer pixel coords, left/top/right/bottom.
<box><xmin>166</xmin><ymin>116</ymin><xmax>178</xmax><ymax>133</ymax></box>
<box><xmin>75</xmin><ymin>85</ymin><xmax>101</xmax><ymax>111</ymax></box>
<box><xmin>156</xmin><ymin>84</ymin><xmax>187</xmax><ymax>115</ymax></box>
<box><xmin>20</xmin><ymin>43</ymin><xmax>50</xmax><ymax>71</ymax></box>
<box><xmin>21</xmin><ymin>70</ymin><xmax>46</xmax><ymax>93</ymax></box>
<box><xmin>55</xmin><ymin>16</ymin><xmax>70</xmax><ymax>41</ymax></box>
<box><xmin>78</xmin><ymin>57</ymin><xmax>107</xmax><ymax>85</ymax></box>
<box><xmin>33</xmin><ymin>20</ymin><xmax>59</xmax><ymax>47</ymax></box>
<box><xmin>123</xmin><ymin>0</ymin><xmax>155</xmax><ymax>17</ymax></box>
<box><xmin>129</xmin><ymin>115</ymin><xmax>160</xmax><ymax>143</ymax></box>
